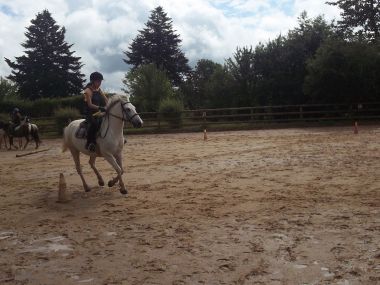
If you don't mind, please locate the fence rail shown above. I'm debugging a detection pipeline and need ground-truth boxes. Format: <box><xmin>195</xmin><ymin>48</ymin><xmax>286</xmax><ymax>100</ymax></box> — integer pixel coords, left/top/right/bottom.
<box><xmin>30</xmin><ymin>102</ymin><xmax>380</xmax><ymax>137</ymax></box>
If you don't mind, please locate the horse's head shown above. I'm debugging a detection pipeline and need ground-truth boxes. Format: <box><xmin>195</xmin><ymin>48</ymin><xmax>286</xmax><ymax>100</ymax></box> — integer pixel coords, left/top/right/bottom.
<box><xmin>108</xmin><ymin>95</ymin><xmax>143</xmax><ymax>128</ymax></box>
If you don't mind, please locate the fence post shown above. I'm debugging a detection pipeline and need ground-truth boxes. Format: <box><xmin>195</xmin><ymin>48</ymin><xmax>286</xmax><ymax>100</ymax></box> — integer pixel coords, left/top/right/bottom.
<box><xmin>202</xmin><ymin>111</ymin><xmax>207</xmax><ymax>130</ymax></box>
<box><xmin>299</xmin><ymin>106</ymin><xmax>303</xmax><ymax>119</ymax></box>
<box><xmin>157</xmin><ymin>113</ymin><xmax>161</xmax><ymax>129</ymax></box>
<box><xmin>250</xmin><ymin>108</ymin><xmax>254</xmax><ymax>121</ymax></box>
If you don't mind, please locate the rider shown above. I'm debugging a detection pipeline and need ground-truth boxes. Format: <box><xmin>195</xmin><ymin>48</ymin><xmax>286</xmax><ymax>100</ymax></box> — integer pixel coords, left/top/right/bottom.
<box><xmin>84</xmin><ymin>71</ymin><xmax>108</xmax><ymax>152</ymax></box>
<box><xmin>10</xmin><ymin>107</ymin><xmax>22</xmax><ymax>132</ymax></box>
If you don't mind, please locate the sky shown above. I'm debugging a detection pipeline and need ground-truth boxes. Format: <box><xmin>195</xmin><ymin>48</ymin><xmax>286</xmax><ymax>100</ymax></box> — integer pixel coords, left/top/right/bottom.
<box><xmin>0</xmin><ymin>0</ymin><xmax>341</xmax><ymax>92</ymax></box>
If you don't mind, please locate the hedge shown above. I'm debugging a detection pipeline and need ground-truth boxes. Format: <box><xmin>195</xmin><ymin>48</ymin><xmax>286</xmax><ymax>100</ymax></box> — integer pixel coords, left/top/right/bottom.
<box><xmin>54</xmin><ymin>107</ymin><xmax>81</xmax><ymax>134</ymax></box>
<box><xmin>0</xmin><ymin>95</ymin><xmax>84</xmax><ymax>117</ymax></box>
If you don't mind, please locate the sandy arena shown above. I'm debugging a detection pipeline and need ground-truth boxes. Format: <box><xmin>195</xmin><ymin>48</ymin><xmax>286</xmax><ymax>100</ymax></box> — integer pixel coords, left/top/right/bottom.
<box><xmin>0</xmin><ymin>127</ymin><xmax>379</xmax><ymax>285</ymax></box>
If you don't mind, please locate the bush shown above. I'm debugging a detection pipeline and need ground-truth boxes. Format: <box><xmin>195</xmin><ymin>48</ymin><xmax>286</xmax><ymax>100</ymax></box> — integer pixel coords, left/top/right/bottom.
<box><xmin>159</xmin><ymin>98</ymin><xmax>184</xmax><ymax>128</ymax></box>
<box><xmin>31</xmin><ymin>98</ymin><xmax>59</xmax><ymax>116</ymax></box>
<box><xmin>60</xmin><ymin>95</ymin><xmax>84</xmax><ymax>111</ymax></box>
<box><xmin>0</xmin><ymin>113</ymin><xmax>9</xmax><ymax>122</ymax></box>
<box><xmin>54</xmin><ymin>107</ymin><xmax>81</xmax><ymax>134</ymax></box>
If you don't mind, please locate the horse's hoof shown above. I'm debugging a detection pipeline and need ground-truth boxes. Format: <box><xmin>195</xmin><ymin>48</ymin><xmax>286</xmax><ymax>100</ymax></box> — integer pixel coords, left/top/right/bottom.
<box><xmin>98</xmin><ymin>180</ymin><xmax>105</xmax><ymax>187</ymax></box>
<box><xmin>84</xmin><ymin>187</ymin><xmax>91</xmax><ymax>192</ymax></box>
<box><xmin>108</xmin><ymin>180</ymin><xmax>115</xmax><ymax>187</ymax></box>
<box><xmin>119</xmin><ymin>188</ymin><xmax>128</xmax><ymax>195</ymax></box>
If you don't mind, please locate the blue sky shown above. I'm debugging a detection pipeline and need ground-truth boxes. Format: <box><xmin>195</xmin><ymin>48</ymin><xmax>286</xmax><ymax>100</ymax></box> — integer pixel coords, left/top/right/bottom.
<box><xmin>0</xmin><ymin>0</ymin><xmax>340</xmax><ymax>92</ymax></box>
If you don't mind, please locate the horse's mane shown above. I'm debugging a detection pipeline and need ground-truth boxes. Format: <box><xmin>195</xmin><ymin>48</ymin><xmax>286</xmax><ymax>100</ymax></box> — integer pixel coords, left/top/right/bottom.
<box><xmin>109</xmin><ymin>94</ymin><xmax>130</xmax><ymax>103</ymax></box>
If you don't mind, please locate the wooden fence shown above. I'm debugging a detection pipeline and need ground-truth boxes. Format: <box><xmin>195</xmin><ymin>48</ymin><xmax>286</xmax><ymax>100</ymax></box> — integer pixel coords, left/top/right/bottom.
<box><xmin>32</xmin><ymin>102</ymin><xmax>380</xmax><ymax>137</ymax></box>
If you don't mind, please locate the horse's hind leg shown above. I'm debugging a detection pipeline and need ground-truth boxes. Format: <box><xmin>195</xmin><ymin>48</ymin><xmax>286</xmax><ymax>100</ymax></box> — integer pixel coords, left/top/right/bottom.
<box><xmin>70</xmin><ymin>149</ymin><xmax>91</xmax><ymax>192</ymax></box>
<box><xmin>89</xmin><ymin>156</ymin><xmax>105</xmax><ymax>186</ymax></box>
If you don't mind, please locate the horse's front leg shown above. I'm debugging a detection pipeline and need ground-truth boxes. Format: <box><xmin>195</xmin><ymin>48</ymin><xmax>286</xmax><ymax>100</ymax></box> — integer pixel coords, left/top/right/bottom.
<box><xmin>9</xmin><ymin>137</ymin><xmax>17</xmax><ymax>150</ymax></box>
<box><xmin>107</xmin><ymin>152</ymin><xmax>124</xmax><ymax>187</ymax></box>
<box><xmin>89</xmin><ymin>155</ymin><xmax>105</xmax><ymax>186</ymax></box>
<box><xmin>4</xmin><ymin>135</ymin><xmax>8</xmax><ymax>149</ymax></box>
<box><xmin>103</xmin><ymin>153</ymin><xmax>127</xmax><ymax>195</ymax></box>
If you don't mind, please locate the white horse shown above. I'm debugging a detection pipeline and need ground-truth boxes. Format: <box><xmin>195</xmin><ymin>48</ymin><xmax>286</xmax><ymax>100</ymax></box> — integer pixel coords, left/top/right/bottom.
<box><xmin>62</xmin><ymin>95</ymin><xmax>143</xmax><ymax>194</ymax></box>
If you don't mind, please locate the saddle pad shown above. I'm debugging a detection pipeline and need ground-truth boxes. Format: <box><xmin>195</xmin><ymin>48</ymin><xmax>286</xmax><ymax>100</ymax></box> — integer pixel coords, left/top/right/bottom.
<box><xmin>75</xmin><ymin>121</ymin><xmax>88</xmax><ymax>139</ymax></box>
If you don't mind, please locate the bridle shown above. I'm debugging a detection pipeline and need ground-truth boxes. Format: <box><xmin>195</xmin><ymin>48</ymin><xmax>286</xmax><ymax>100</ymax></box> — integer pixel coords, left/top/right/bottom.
<box><xmin>107</xmin><ymin>99</ymin><xmax>139</xmax><ymax>123</ymax></box>
<box><xmin>99</xmin><ymin>98</ymin><xmax>140</xmax><ymax>139</ymax></box>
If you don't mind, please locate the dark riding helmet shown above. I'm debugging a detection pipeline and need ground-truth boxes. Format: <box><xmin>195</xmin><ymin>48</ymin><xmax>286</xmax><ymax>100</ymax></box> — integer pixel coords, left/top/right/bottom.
<box><xmin>90</xmin><ymin>71</ymin><xmax>104</xmax><ymax>82</ymax></box>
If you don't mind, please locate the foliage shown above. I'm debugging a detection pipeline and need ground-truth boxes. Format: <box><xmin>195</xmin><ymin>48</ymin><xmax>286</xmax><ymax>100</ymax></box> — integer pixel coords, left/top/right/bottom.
<box><xmin>0</xmin><ymin>95</ymin><xmax>83</xmax><ymax>117</ymax></box>
<box><xmin>54</xmin><ymin>107</ymin><xmax>81</xmax><ymax>134</ymax></box>
<box><xmin>327</xmin><ymin>0</ymin><xmax>380</xmax><ymax>42</ymax></box>
<box><xmin>123</xmin><ymin>64</ymin><xmax>175</xmax><ymax>112</ymax></box>
<box><xmin>253</xmin><ymin>13</ymin><xmax>335</xmax><ymax>105</ymax></box>
<box><xmin>226</xmin><ymin>46</ymin><xmax>256</xmax><ymax>107</ymax></box>
<box><xmin>124</xmin><ymin>6</ymin><xmax>191</xmax><ymax>85</ymax></box>
<box><xmin>304</xmin><ymin>40</ymin><xmax>380</xmax><ymax>103</ymax></box>
<box><xmin>0</xmin><ymin>77</ymin><xmax>19</xmax><ymax>101</ymax></box>
<box><xmin>203</xmin><ymin>65</ymin><xmax>236</xmax><ymax>108</ymax></box>
<box><xmin>182</xmin><ymin>59</ymin><xmax>226</xmax><ymax>109</ymax></box>
<box><xmin>4</xmin><ymin>10</ymin><xmax>85</xmax><ymax>100</ymax></box>
<box><xmin>0</xmin><ymin>113</ymin><xmax>9</xmax><ymax>121</ymax></box>
<box><xmin>158</xmin><ymin>97</ymin><xmax>184</xmax><ymax>128</ymax></box>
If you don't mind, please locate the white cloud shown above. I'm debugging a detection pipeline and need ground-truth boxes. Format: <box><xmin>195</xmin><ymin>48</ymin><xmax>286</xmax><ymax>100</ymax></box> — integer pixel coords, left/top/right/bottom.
<box><xmin>0</xmin><ymin>0</ymin><xmax>341</xmax><ymax>92</ymax></box>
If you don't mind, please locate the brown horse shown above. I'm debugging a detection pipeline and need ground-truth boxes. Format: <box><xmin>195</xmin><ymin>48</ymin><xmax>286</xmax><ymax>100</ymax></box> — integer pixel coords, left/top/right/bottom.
<box><xmin>0</xmin><ymin>121</ymin><xmax>8</xmax><ymax>149</ymax></box>
<box><xmin>5</xmin><ymin>118</ymin><xmax>41</xmax><ymax>149</ymax></box>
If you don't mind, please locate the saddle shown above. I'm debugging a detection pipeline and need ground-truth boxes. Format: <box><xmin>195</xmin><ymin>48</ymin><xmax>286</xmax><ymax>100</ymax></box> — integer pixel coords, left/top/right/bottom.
<box><xmin>75</xmin><ymin>121</ymin><xmax>89</xmax><ymax>139</ymax></box>
<box><xmin>75</xmin><ymin>119</ymin><xmax>103</xmax><ymax>139</ymax></box>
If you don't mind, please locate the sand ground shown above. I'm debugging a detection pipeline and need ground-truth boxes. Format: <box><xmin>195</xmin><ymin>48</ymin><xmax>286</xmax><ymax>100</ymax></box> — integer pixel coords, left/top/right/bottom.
<box><xmin>0</xmin><ymin>127</ymin><xmax>379</xmax><ymax>285</ymax></box>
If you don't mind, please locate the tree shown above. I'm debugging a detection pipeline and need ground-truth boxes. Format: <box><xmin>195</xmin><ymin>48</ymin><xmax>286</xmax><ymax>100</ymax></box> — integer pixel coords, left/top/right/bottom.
<box><xmin>203</xmin><ymin>65</ymin><xmax>236</xmax><ymax>108</ymax></box>
<box><xmin>327</xmin><ymin>0</ymin><xmax>380</xmax><ymax>42</ymax></box>
<box><xmin>304</xmin><ymin>40</ymin><xmax>380</xmax><ymax>103</ymax></box>
<box><xmin>5</xmin><ymin>10</ymin><xmax>85</xmax><ymax>100</ymax></box>
<box><xmin>182</xmin><ymin>59</ymin><xmax>222</xmax><ymax>109</ymax></box>
<box><xmin>253</xmin><ymin>13</ymin><xmax>334</xmax><ymax>105</ymax></box>
<box><xmin>124</xmin><ymin>6</ymin><xmax>190</xmax><ymax>86</ymax></box>
<box><xmin>123</xmin><ymin>64</ymin><xmax>175</xmax><ymax>112</ymax></box>
<box><xmin>226</xmin><ymin>46</ymin><xmax>256</xmax><ymax>107</ymax></box>
<box><xmin>0</xmin><ymin>77</ymin><xmax>18</xmax><ymax>101</ymax></box>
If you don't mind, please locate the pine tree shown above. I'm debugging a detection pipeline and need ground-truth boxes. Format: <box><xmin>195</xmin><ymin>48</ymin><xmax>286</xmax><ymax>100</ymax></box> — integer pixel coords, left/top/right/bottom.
<box><xmin>124</xmin><ymin>6</ymin><xmax>190</xmax><ymax>86</ymax></box>
<box><xmin>5</xmin><ymin>10</ymin><xmax>85</xmax><ymax>100</ymax></box>
<box><xmin>327</xmin><ymin>0</ymin><xmax>380</xmax><ymax>42</ymax></box>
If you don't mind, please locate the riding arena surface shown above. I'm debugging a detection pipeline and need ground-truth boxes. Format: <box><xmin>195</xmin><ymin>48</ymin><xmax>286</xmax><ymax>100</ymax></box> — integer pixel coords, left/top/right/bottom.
<box><xmin>0</xmin><ymin>127</ymin><xmax>379</xmax><ymax>285</ymax></box>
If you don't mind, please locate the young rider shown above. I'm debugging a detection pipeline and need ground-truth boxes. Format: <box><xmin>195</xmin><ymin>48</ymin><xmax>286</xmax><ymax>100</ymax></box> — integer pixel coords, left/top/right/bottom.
<box><xmin>83</xmin><ymin>72</ymin><xmax>108</xmax><ymax>152</ymax></box>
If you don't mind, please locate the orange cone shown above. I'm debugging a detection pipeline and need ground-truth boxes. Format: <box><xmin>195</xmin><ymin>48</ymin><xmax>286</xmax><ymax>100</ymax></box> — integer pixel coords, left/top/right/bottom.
<box><xmin>203</xmin><ymin>129</ymin><xmax>208</xmax><ymax>141</ymax></box>
<box><xmin>354</xmin><ymin>121</ymin><xmax>358</xmax><ymax>134</ymax></box>
<box><xmin>57</xmin><ymin>173</ymin><xmax>69</xmax><ymax>203</ymax></box>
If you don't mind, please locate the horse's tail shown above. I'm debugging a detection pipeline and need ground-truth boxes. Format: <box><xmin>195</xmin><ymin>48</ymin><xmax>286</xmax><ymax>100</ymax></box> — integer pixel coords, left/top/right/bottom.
<box><xmin>62</xmin><ymin>126</ymin><xmax>69</xmax><ymax>153</ymax></box>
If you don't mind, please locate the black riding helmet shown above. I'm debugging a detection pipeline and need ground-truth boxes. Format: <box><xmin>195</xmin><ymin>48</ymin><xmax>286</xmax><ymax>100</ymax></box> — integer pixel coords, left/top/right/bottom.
<box><xmin>90</xmin><ymin>71</ymin><xmax>104</xmax><ymax>82</ymax></box>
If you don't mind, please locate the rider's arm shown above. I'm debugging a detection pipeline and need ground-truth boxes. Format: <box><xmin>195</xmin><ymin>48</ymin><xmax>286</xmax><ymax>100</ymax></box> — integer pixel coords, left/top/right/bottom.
<box><xmin>84</xmin><ymin>88</ymin><xmax>102</xmax><ymax>110</ymax></box>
